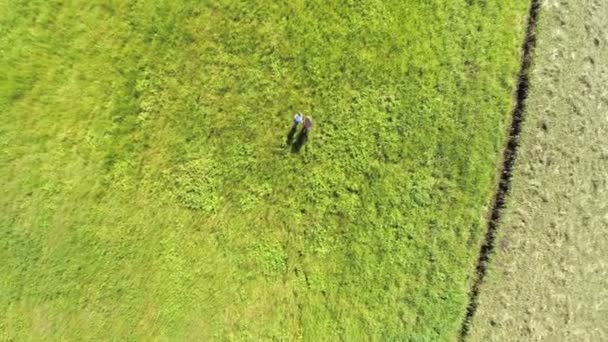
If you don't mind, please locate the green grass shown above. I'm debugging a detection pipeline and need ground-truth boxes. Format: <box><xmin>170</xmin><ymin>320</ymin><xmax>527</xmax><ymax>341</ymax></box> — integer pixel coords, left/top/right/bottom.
<box><xmin>471</xmin><ymin>0</ymin><xmax>608</xmax><ymax>340</ymax></box>
<box><xmin>0</xmin><ymin>0</ymin><xmax>529</xmax><ymax>339</ymax></box>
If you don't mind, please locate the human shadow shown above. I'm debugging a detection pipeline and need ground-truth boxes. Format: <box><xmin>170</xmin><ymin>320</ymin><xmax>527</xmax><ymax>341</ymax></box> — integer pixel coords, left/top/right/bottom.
<box><xmin>291</xmin><ymin>130</ymin><xmax>308</xmax><ymax>153</ymax></box>
<box><xmin>286</xmin><ymin>125</ymin><xmax>297</xmax><ymax>145</ymax></box>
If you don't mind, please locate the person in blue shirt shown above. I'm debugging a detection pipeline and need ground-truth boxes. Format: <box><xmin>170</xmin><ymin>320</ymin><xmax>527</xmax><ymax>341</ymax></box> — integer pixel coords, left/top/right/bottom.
<box><xmin>287</xmin><ymin>112</ymin><xmax>303</xmax><ymax>144</ymax></box>
<box><xmin>293</xmin><ymin>112</ymin><xmax>303</xmax><ymax>129</ymax></box>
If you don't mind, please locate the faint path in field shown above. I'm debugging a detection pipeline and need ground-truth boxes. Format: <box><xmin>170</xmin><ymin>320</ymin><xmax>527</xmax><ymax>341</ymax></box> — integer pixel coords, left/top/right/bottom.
<box><xmin>458</xmin><ymin>0</ymin><xmax>541</xmax><ymax>339</ymax></box>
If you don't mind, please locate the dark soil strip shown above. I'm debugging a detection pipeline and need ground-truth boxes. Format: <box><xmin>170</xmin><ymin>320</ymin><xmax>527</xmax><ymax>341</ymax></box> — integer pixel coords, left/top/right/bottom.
<box><xmin>459</xmin><ymin>0</ymin><xmax>541</xmax><ymax>340</ymax></box>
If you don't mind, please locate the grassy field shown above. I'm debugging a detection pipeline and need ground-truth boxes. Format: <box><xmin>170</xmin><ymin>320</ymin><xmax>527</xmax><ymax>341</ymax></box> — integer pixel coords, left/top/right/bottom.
<box><xmin>1</xmin><ymin>1</ymin><xmax>530</xmax><ymax>339</ymax></box>
<box><xmin>470</xmin><ymin>0</ymin><xmax>608</xmax><ymax>340</ymax></box>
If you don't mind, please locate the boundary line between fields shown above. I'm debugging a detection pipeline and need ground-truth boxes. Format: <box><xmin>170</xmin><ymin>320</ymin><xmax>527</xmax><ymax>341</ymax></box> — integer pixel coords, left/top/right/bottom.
<box><xmin>458</xmin><ymin>0</ymin><xmax>541</xmax><ymax>339</ymax></box>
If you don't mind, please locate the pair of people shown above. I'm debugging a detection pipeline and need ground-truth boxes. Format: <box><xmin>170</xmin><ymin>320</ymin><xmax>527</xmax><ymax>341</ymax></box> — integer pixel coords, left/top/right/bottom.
<box><xmin>293</xmin><ymin>112</ymin><xmax>312</xmax><ymax>136</ymax></box>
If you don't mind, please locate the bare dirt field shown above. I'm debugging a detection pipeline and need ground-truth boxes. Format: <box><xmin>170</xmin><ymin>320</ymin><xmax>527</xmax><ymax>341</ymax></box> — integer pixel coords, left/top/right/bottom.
<box><xmin>470</xmin><ymin>0</ymin><xmax>608</xmax><ymax>340</ymax></box>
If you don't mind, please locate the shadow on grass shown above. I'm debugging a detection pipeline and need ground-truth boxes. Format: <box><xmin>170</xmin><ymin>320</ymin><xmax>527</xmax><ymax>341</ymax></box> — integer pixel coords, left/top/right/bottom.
<box><xmin>291</xmin><ymin>130</ymin><xmax>308</xmax><ymax>153</ymax></box>
<box><xmin>286</xmin><ymin>125</ymin><xmax>297</xmax><ymax>145</ymax></box>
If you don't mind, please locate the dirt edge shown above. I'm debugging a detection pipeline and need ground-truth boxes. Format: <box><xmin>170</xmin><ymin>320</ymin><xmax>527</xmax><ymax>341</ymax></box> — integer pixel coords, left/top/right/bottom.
<box><xmin>458</xmin><ymin>0</ymin><xmax>541</xmax><ymax>340</ymax></box>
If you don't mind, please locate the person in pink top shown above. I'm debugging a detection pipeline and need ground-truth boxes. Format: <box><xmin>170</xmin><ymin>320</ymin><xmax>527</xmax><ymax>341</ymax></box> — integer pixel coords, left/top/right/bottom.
<box><xmin>302</xmin><ymin>116</ymin><xmax>313</xmax><ymax>136</ymax></box>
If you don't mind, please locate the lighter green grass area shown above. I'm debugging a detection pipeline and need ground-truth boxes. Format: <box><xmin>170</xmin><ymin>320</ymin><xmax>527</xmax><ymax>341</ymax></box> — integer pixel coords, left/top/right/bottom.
<box><xmin>1</xmin><ymin>1</ymin><xmax>528</xmax><ymax>339</ymax></box>
<box><xmin>471</xmin><ymin>0</ymin><xmax>608</xmax><ymax>340</ymax></box>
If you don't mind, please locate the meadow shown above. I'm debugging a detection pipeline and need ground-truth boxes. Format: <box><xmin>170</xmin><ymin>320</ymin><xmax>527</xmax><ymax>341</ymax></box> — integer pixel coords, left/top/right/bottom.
<box><xmin>1</xmin><ymin>1</ymin><xmax>529</xmax><ymax>339</ymax></box>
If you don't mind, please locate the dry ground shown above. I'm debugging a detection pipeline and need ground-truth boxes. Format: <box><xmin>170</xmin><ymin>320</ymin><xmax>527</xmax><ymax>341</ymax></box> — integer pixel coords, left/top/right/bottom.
<box><xmin>470</xmin><ymin>0</ymin><xmax>608</xmax><ymax>340</ymax></box>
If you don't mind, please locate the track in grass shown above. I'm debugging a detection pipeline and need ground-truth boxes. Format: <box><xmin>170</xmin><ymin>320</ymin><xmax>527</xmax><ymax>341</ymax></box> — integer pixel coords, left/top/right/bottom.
<box><xmin>459</xmin><ymin>0</ymin><xmax>541</xmax><ymax>339</ymax></box>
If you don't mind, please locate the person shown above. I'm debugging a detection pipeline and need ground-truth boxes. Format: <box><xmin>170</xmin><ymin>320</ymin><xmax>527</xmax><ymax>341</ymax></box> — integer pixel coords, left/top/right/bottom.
<box><xmin>293</xmin><ymin>112</ymin><xmax>303</xmax><ymax>129</ymax></box>
<box><xmin>302</xmin><ymin>116</ymin><xmax>313</xmax><ymax>136</ymax></box>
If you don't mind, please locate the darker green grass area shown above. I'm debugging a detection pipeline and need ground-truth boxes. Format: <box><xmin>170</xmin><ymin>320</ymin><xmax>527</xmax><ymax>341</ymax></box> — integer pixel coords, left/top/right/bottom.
<box><xmin>0</xmin><ymin>0</ymin><xmax>529</xmax><ymax>339</ymax></box>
